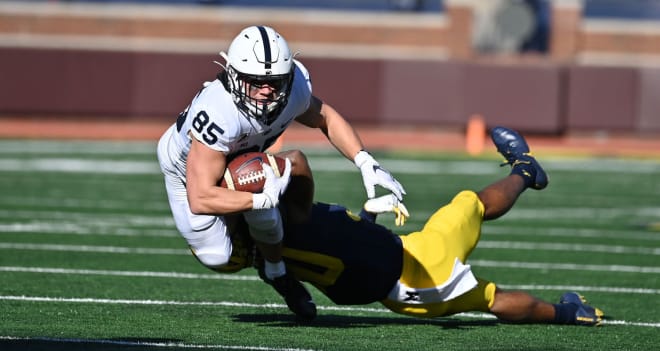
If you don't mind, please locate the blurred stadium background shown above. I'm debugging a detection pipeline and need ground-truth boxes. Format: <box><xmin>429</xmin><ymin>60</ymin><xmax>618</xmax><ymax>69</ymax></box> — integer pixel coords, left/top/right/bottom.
<box><xmin>0</xmin><ymin>0</ymin><xmax>660</xmax><ymax>151</ymax></box>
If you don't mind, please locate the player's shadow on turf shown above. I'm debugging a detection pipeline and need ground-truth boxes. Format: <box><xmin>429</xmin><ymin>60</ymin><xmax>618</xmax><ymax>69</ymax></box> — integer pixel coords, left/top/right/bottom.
<box><xmin>232</xmin><ymin>313</ymin><xmax>500</xmax><ymax>329</ymax></box>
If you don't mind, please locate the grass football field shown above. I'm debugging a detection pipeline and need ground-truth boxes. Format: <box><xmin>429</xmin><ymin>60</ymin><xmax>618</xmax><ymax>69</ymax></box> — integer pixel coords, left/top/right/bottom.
<box><xmin>0</xmin><ymin>139</ymin><xmax>658</xmax><ymax>351</ymax></box>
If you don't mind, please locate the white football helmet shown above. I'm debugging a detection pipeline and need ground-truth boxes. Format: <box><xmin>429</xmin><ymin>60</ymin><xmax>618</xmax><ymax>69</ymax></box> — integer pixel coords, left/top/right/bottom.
<box><xmin>220</xmin><ymin>26</ymin><xmax>294</xmax><ymax>125</ymax></box>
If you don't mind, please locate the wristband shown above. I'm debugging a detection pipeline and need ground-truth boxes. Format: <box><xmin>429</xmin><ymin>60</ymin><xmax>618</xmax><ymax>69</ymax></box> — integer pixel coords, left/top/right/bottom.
<box><xmin>252</xmin><ymin>193</ymin><xmax>272</xmax><ymax>210</ymax></box>
<box><xmin>353</xmin><ymin>150</ymin><xmax>373</xmax><ymax>168</ymax></box>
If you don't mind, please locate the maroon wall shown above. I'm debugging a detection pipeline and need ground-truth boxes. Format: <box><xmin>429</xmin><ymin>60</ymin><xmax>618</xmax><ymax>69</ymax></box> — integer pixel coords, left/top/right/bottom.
<box><xmin>380</xmin><ymin>60</ymin><xmax>465</xmax><ymax>125</ymax></box>
<box><xmin>566</xmin><ymin>65</ymin><xmax>639</xmax><ymax>131</ymax></box>
<box><xmin>0</xmin><ymin>48</ymin><xmax>217</xmax><ymax>118</ymax></box>
<box><xmin>462</xmin><ymin>62</ymin><xmax>564</xmax><ymax>133</ymax></box>
<box><xmin>303</xmin><ymin>58</ymin><xmax>382</xmax><ymax>124</ymax></box>
<box><xmin>131</xmin><ymin>52</ymin><xmax>219</xmax><ymax>117</ymax></box>
<box><xmin>1</xmin><ymin>48</ymin><xmax>132</xmax><ymax>115</ymax></box>
<box><xmin>637</xmin><ymin>66</ymin><xmax>660</xmax><ymax>132</ymax></box>
<box><xmin>1</xmin><ymin>47</ymin><xmax>654</xmax><ymax>134</ymax></box>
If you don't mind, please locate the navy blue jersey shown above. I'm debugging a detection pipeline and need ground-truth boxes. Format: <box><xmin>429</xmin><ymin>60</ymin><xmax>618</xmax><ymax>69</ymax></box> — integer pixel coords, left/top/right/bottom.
<box><xmin>282</xmin><ymin>202</ymin><xmax>403</xmax><ymax>305</ymax></box>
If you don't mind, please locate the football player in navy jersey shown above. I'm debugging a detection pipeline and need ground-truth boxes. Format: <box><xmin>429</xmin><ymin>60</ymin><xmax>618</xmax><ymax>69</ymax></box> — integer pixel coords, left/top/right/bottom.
<box><xmin>226</xmin><ymin>127</ymin><xmax>603</xmax><ymax>326</ymax></box>
<box><xmin>157</xmin><ymin>26</ymin><xmax>406</xmax><ymax>320</ymax></box>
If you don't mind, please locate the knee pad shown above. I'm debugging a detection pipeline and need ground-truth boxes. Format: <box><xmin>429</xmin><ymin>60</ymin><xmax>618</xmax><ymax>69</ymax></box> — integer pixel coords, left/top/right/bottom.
<box><xmin>243</xmin><ymin>208</ymin><xmax>283</xmax><ymax>244</ymax></box>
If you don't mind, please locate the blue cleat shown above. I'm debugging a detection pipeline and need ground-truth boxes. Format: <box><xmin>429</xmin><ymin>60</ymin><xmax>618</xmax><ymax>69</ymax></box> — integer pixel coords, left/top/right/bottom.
<box><xmin>490</xmin><ymin>126</ymin><xmax>548</xmax><ymax>190</ymax></box>
<box><xmin>560</xmin><ymin>292</ymin><xmax>604</xmax><ymax>326</ymax></box>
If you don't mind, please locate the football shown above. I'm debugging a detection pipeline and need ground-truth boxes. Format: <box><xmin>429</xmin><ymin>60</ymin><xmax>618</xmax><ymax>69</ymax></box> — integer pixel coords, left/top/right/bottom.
<box><xmin>220</xmin><ymin>152</ymin><xmax>286</xmax><ymax>193</ymax></box>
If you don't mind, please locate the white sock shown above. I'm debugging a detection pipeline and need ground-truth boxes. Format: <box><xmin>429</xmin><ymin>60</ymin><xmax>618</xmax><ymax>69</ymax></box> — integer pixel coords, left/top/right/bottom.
<box><xmin>264</xmin><ymin>260</ymin><xmax>286</xmax><ymax>280</ymax></box>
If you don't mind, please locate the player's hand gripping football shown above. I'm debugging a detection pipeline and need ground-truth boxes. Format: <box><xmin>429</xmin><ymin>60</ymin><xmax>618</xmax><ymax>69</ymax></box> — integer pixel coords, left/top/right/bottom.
<box><xmin>354</xmin><ymin>151</ymin><xmax>406</xmax><ymax>201</ymax></box>
<box><xmin>363</xmin><ymin>193</ymin><xmax>410</xmax><ymax>227</ymax></box>
<box><xmin>252</xmin><ymin>158</ymin><xmax>292</xmax><ymax>210</ymax></box>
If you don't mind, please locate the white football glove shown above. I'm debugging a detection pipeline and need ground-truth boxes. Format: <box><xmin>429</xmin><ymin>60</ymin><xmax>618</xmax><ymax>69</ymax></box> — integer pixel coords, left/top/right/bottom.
<box><xmin>354</xmin><ymin>150</ymin><xmax>406</xmax><ymax>200</ymax></box>
<box><xmin>363</xmin><ymin>193</ymin><xmax>410</xmax><ymax>227</ymax></box>
<box><xmin>252</xmin><ymin>158</ymin><xmax>292</xmax><ymax>210</ymax></box>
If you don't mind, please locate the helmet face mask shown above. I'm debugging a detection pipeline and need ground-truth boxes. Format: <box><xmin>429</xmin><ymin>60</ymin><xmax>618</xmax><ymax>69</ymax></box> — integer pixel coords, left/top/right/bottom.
<box><xmin>240</xmin><ymin>72</ymin><xmax>292</xmax><ymax>92</ymax></box>
<box><xmin>221</xmin><ymin>26</ymin><xmax>295</xmax><ymax>125</ymax></box>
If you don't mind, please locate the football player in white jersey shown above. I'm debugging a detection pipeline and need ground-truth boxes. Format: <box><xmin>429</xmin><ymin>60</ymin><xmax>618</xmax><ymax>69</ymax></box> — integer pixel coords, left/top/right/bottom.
<box><xmin>156</xmin><ymin>25</ymin><xmax>406</xmax><ymax>320</ymax></box>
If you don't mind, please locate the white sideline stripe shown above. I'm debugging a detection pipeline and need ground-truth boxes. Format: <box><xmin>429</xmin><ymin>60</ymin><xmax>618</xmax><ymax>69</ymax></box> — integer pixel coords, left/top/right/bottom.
<box><xmin>1</xmin><ymin>242</ymin><xmax>658</xmax><ymax>273</ymax></box>
<box><xmin>0</xmin><ymin>158</ymin><xmax>159</xmax><ymax>175</ymax></box>
<box><xmin>389</xmin><ymin>207</ymin><xmax>660</xmax><ymax>223</ymax></box>
<box><xmin>0</xmin><ymin>335</ymin><xmax>317</xmax><ymax>351</ymax></box>
<box><xmin>500</xmin><ymin>207</ymin><xmax>660</xmax><ymax>220</ymax></box>
<box><xmin>471</xmin><ymin>260</ymin><xmax>660</xmax><ymax>274</ymax></box>
<box><xmin>496</xmin><ymin>284</ymin><xmax>660</xmax><ymax>295</ymax></box>
<box><xmin>0</xmin><ymin>223</ymin><xmax>177</xmax><ymax>237</ymax></box>
<box><xmin>0</xmin><ymin>295</ymin><xmax>657</xmax><ymax>328</ymax></box>
<box><xmin>0</xmin><ymin>266</ymin><xmax>259</xmax><ymax>281</ymax></box>
<box><xmin>477</xmin><ymin>240</ymin><xmax>660</xmax><ymax>255</ymax></box>
<box><xmin>1</xmin><ymin>211</ymin><xmax>657</xmax><ymax>241</ymax></box>
<box><xmin>1</xmin><ymin>210</ymin><xmax>659</xmax><ymax>242</ymax></box>
<box><xmin>2</xmin><ymin>240</ymin><xmax>658</xmax><ymax>260</ymax></box>
<box><xmin>0</xmin><ymin>196</ymin><xmax>169</xmax><ymax>213</ymax></box>
<box><xmin>0</xmin><ymin>243</ymin><xmax>189</xmax><ymax>255</ymax></box>
<box><xmin>0</xmin><ymin>140</ymin><xmax>157</xmax><ymax>154</ymax></box>
<box><xmin>1</xmin><ymin>157</ymin><xmax>659</xmax><ymax>175</ymax></box>
<box><xmin>0</xmin><ymin>157</ymin><xmax>496</xmax><ymax>175</ymax></box>
<box><xmin>0</xmin><ymin>295</ymin><xmax>386</xmax><ymax>313</ymax></box>
<box><xmin>483</xmin><ymin>226</ymin><xmax>660</xmax><ymax>241</ymax></box>
<box><xmin>2</xmin><ymin>266</ymin><xmax>658</xmax><ymax>295</ymax></box>
<box><xmin>0</xmin><ymin>209</ymin><xmax>174</xmax><ymax>224</ymax></box>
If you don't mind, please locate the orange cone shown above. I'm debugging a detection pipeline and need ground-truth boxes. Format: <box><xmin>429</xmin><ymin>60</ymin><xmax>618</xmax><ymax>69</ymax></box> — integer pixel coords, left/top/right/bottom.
<box><xmin>466</xmin><ymin>115</ymin><xmax>486</xmax><ymax>156</ymax></box>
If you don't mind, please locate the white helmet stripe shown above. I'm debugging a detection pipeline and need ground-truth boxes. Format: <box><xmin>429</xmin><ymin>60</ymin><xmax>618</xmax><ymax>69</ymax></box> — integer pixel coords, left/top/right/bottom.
<box><xmin>256</xmin><ymin>26</ymin><xmax>272</xmax><ymax>70</ymax></box>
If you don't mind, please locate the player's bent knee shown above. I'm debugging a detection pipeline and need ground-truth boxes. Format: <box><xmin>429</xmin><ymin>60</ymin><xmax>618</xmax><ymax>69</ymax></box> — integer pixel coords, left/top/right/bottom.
<box><xmin>189</xmin><ymin>240</ymin><xmax>233</xmax><ymax>268</ymax></box>
<box><xmin>193</xmin><ymin>251</ymin><xmax>231</xmax><ymax>268</ymax></box>
<box><xmin>185</xmin><ymin>216</ymin><xmax>233</xmax><ymax>269</ymax></box>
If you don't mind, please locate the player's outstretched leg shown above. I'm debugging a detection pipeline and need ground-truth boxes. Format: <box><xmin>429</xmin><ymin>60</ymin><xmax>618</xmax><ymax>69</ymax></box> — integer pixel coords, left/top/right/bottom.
<box><xmin>477</xmin><ymin>175</ymin><xmax>526</xmax><ymax>220</ymax></box>
<box><xmin>489</xmin><ymin>289</ymin><xmax>603</xmax><ymax>326</ymax></box>
<box><xmin>557</xmin><ymin>291</ymin><xmax>604</xmax><ymax>326</ymax></box>
<box><xmin>478</xmin><ymin>126</ymin><xmax>549</xmax><ymax>220</ymax></box>
<box><xmin>491</xmin><ymin>126</ymin><xmax>548</xmax><ymax>190</ymax></box>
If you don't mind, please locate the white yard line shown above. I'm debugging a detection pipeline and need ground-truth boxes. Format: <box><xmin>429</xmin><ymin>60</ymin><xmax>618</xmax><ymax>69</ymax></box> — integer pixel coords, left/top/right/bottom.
<box><xmin>0</xmin><ymin>266</ymin><xmax>257</xmax><ymax>281</ymax></box>
<box><xmin>0</xmin><ymin>295</ymin><xmax>657</xmax><ymax>328</ymax></box>
<box><xmin>0</xmin><ymin>210</ymin><xmax>174</xmax><ymax>226</ymax></box>
<box><xmin>0</xmin><ymin>335</ymin><xmax>317</xmax><ymax>351</ymax></box>
<box><xmin>0</xmin><ymin>157</ymin><xmax>658</xmax><ymax>175</ymax></box>
<box><xmin>483</xmin><ymin>226</ymin><xmax>660</xmax><ymax>241</ymax></box>
<box><xmin>0</xmin><ymin>207</ymin><xmax>636</xmax><ymax>224</ymax></box>
<box><xmin>2</xmin><ymin>266</ymin><xmax>658</xmax><ymax>294</ymax></box>
<box><xmin>0</xmin><ymin>158</ymin><xmax>160</xmax><ymax>174</ymax></box>
<box><xmin>1</xmin><ymin>212</ymin><xmax>658</xmax><ymax>241</ymax></box>
<box><xmin>0</xmin><ymin>140</ymin><xmax>157</xmax><ymax>154</ymax></box>
<box><xmin>471</xmin><ymin>260</ymin><xmax>660</xmax><ymax>274</ymax></box>
<box><xmin>1</xmin><ymin>239</ymin><xmax>658</xmax><ymax>258</ymax></box>
<box><xmin>0</xmin><ymin>242</ymin><xmax>188</xmax><ymax>255</ymax></box>
<box><xmin>476</xmin><ymin>241</ymin><xmax>660</xmax><ymax>255</ymax></box>
<box><xmin>0</xmin><ymin>222</ymin><xmax>176</xmax><ymax>237</ymax></box>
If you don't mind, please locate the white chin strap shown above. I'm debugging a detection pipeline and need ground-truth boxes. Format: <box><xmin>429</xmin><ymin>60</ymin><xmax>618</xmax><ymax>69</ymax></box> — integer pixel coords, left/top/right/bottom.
<box><xmin>215</xmin><ymin>52</ymin><xmax>229</xmax><ymax>70</ymax></box>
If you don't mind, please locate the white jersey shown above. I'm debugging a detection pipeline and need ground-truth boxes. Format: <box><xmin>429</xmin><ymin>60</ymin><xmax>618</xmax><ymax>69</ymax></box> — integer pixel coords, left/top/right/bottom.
<box><xmin>158</xmin><ymin>60</ymin><xmax>312</xmax><ymax>179</ymax></box>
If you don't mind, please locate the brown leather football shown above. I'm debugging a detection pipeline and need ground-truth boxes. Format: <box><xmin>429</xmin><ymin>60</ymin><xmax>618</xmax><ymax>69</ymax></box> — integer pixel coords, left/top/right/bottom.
<box><xmin>220</xmin><ymin>152</ymin><xmax>286</xmax><ymax>193</ymax></box>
